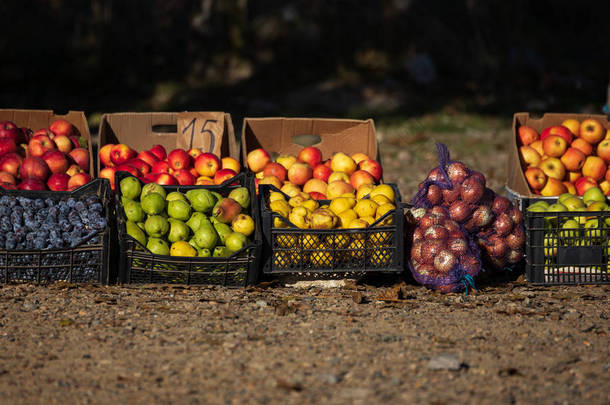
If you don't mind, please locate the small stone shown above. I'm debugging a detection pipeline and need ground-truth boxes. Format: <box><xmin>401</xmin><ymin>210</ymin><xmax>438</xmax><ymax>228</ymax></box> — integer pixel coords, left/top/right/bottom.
<box><xmin>564</xmin><ymin>310</ymin><xmax>582</xmax><ymax>321</ymax></box>
<box><xmin>317</xmin><ymin>373</ymin><xmax>340</xmax><ymax>384</ymax></box>
<box><xmin>255</xmin><ymin>300</ymin><xmax>268</xmax><ymax>308</ymax></box>
<box><xmin>427</xmin><ymin>353</ymin><xmax>463</xmax><ymax>371</ymax></box>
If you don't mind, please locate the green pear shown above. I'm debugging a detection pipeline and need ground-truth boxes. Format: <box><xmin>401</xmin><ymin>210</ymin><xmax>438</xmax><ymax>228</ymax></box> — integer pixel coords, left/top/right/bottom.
<box><xmin>562</xmin><ymin>196</ymin><xmax>586</xmax><ymax>211</ymax></box>
<box><xmin>141</xmin><ymin>182</ymin><xmax>166</xmax><ymax>199</ymax></box>
<box><xmin>194</xmin><ymin>225</ymin><xmax>219</xmax><ymax>250</ymax></box>
<box><xmin>144</xmin><ymin>215</ymin><xmax>169</xmax><ymax>238</ymax></box>
<box><xmin>124</xmin><ymin>200</ymin><xmax>145</xmax><ymax>223</ymax></box>
<box><xmin>120</xmin><ymin>176</ymin><xmax>141</xmax><ymax>200</ymax></box>
<box><xmin>147</xmin><ymin>237</ymin><xmax>170</xmax><ymax>255</ymax></box>
<box><xmin>186</xmin><ymin>189</ymin><xmax>216</xmax><ymax>213</ymax></box>
<box><xmin>213</xmin><ymin>246</ymin><xmax>232</xmax><ymax>257</ymax></box>
<box><xmin>141</xmin><ymin>193</ymin><xmax>166</xmax><ymax>215</ymax></box>
<box><xmin>559</xmin><ymin>219</ymin><xmax>579</xmax><ymax>245</ymax></box>
<box><xmin>126</xmin><ymin>220</ymin><xmax>147</xmax><ymax>246</ymax></box>
<box><xmin>584</xmin><ymin>218</ymin><xmax>603</xmax><ymax>240</ymax></box>
<box><xmin>228</xmin><ymin>187</ymin><xmax>250</xmax><ymax>210</ymax></box>
<box><xmin>167</xmin><ymin>219</ymin><xmax>190</xmax><ymax>243</ymax></box>
<box><xmin>225</xmin><ymin>231</ymin><xmax>248</xmax><ymax>252</ymax></box>
<box><xmin>527</xmin><ymin>201</ymin><xmax>549</xmax><ymax>212</ymax></box>
<box><xmin>557</xmin><ymin>193</ymin><xmax>575</xmax><ymax>205</ymax></box>
<box><xmin>167</xmin><ymin>199</ymin><xmax>192</xmax><ymax>221</ymax></box>
<box><xmin>583</xmin><ymin>187</ymin><xmax>605</xmax><ymax>205</ymax></box>
<box><xmin>198</xmin><ymin>248</ymin><xmax>211</xmax><ymax>257</ymax></box>
<box><xmin>166</xmin><ymin>191</ymin><xmax>187</xmax><ymax>203</ymax></box>
<box><xmin>213</xmin><ymin>222</ymin><xmax>233</xmax><ymax>245</ymax></box>
<box><xmin>186</xmin><ymin>212</ymin><xmax>209</xmax><ymax>233</ymax></box>
<box><xmin>543</xmin><ymin>233</ymin><xmax>557</xmax><ymax>257</ymax></box>
<box><xmin>211</xmin><ymin>191</ymin><xmax>223</xmax><ymax>203</ymax></box>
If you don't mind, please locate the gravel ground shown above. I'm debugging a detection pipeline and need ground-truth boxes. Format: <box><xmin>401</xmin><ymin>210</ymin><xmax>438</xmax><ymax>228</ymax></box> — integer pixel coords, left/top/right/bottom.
<box><xmin>0</xmin><ymin>280</ymin><xmax>607</xmax><ymax>404</ymax></box>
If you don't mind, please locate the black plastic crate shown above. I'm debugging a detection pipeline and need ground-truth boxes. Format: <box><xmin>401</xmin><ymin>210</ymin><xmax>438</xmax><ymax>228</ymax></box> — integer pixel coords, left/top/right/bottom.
<box><xmin>523</xmin><ymin>198</ymin><xmax>610</xmax><ymax>285</ymax></box>
<box><xmin>115</xmin><ymin>172</ymin><xmax>261</xmax><ymax>287</ymax></box>
<box><xmin>259</xmin><ymin>184</ymin><xmax>405</xmax><ymax>276</ymax></box>
<box><xmin>0</xmin><ymin>179</ymin><xmax>113</xmax><ymax>284</ymax></box>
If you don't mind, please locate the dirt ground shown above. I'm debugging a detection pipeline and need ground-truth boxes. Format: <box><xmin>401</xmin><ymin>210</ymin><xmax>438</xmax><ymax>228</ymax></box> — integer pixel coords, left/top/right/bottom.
<box><xmin>0</xmin><ymin>279</ymin><xmax>607</xmax><ymax>405</ymax></box>
<box><xmin>0</xmin><ymin>114</ymin><xmax>608</xmax><ymax>404</ymax></box>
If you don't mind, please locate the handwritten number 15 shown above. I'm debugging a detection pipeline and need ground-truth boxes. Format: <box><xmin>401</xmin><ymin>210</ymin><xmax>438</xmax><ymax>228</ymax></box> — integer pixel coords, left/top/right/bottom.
<box><xmin>182</xmin><ymin>118</ymin><xmax>218</xmax><ymax>152</ymax></box>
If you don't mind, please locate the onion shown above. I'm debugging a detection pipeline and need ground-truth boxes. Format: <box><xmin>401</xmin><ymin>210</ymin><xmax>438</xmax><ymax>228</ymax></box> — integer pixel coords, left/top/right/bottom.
<box><xmin>472</xmin><ymin>205</ymin><xmax>494</xmax><ymax>228</ymax></box>
<box><xmin>442</xmin><ymin>185</ymin><xmax>461</xmax><ymax>204</ymax></box>
<box><xmin>492</xmin><ymin>196</ymin><xmax>511</xmax><ymax>215</ymax></box>
<box><xmin>427</xmin><ymin>167</ymin><xmax>446</xmax><ymax>183</ymax></box>
<box><xmin>411</xmin><ymin>241</ymin><xmax>423</xmax><ymax>263</ymax></box>
<box><xmin>448</xmin><ymin>200</ymin><xmax>472</xmax><ymax>223</ymax></box>
<box><xmin>494</xmin><ymin>213</ymin><xmax>513</xmax><ymax>237</ymax></box>
<box><xmin>485</xmin><ymin>234</ymin><xmax>509</xmax><ymax>258</ymax></box>
<box><xmin>506</xmin><ymin>249</ymin><xmax>523</xmax><ymax>264</ymax></box>
<box><xmin>461</xmin><ymin>255</ymin><xmax>480</xmax><ymax>276</ymax></box>
<box><xmin>448</xmin><ymin>237</ymin><xmax>468</xmax><ymax>256</ymax></box>
<box><xmin>460</xmin><ymin>176</ymin><xmax>485</xmax><ymax>204</ymax></box>
<box><xmin>434</xmin><ymin>249</ymin><xmax>457</xmax><ymax>274</ymax></box>
<box><xmin>421</xmin><ymin>239</ymin><xmax>445</xmax><ymax>264</ymax></box>
<box><xmin>419</xmin><ymin>213</ymin><xmax>444</xmax><ymax>229</ymax></box>
<box><xmin>426</xmin><ymin>184</ymin><xmax>443</xmax><ymax>205</ymax></box>
<box><xmin>424</xmin><ymin>225</ymin><xmax>449</xmax><ymax>241</ymax></box>
<box><xmin>447</xmin><ymin>162</ymin><xmax>469</xmax><ymax>185</ymax></box>
<box><xmin>506</xmin><ymin>227</ymin><xmax>525</xmax><ymax>250</ymax></box>
<box><xmin>412</xmin><ymin>227</ymin><xmax>424</xmax><ymax>243</ymax></box>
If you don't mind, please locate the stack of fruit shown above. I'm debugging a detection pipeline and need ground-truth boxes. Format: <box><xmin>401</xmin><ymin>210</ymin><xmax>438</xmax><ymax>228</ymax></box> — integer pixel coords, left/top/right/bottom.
<box><xmin>246</xmin><ymin>146</ymin><xmax>382</xmax><ymax>198</ymax></box>
<box><xmin>119</xmin><ymin>176</ymin><xmax>255</xmax><ymax>257</ymax></box>
<box><xmin>526</xmin><ymin>187</ymin><xmax>610</xmax><ymax>259</ymax></box>
<box><xmin>0</xmin><ymin>120</ymin><xmax>91</xmax><ymax>191</ymax></box>
<box><xmin>265</xmin><ymin>183</ymin><xmax>398</xmax><ymax>270</ymax></box>
<box><xmin>519</xmin><ymin>118</ymin><xmax>610</xmax><ymax>196</ymax></box>
<box><xmin>99</xmin><ymin>143</ymin><xmax>241</xmax><ymax>189</ymax></box>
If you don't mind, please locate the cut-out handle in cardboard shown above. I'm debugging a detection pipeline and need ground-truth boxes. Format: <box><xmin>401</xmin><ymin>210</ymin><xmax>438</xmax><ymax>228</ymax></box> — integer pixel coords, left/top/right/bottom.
<box><xmin>291</xmin><ymin>134</ymin><xmax>322</xmax><ymax>147</ymax></box>
<box><xmin>151</xmin><ymin>124</ymin><xmax>178</xmax><ymax>134</ymax></box>
<box><xmin>177</xmin><ymin>112</ymin><xmax>225</xmax><ymax>155</ymax></box>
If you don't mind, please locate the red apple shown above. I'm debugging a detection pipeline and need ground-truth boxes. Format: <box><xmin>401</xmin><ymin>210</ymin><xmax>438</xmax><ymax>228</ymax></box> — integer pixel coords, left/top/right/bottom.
<box><xmin>53</xmin><ymin>135</ymin><xmax>73</xmax><ymax>154</ymax></box>
<box><xmin>571</xmin><ymin>138</ymin><xmax>593</xmax><ymax>156</ymax></box>
<box><xmin>151</xmin><ymin>160</ymin><xmax>170</xmax><ymax>174</ymax></box>
<box><xmin>540</xmin><ymin>125</ymin><xmax>573</xmax><ymax>144</ymax></box>
<box><xmin>187</xmin><ymin>148</ymin><xmax>202</xmax><ymax>160</ymax></box>
<box><xmin>539</xmin><ymin>157</ymin><xmax>566</xmax><ymax>180</ymax></box>
<box><xmin>540</xmin><ymin>177</ymin><xmax>567</xmax><ymax>197</ymax></box>
<box><xmin>136</xmin><ymin>150</ymin><xmax>159</xmax><ymax>167</ymax></box>
<box><xmin>115</xmin><ymin>164</ymin><xmax>139</xmax><ymax>178</ymax></box>
<box><xmin>517</xmin><ymin>126</ymin><xmax>539</xmax><ymax>146</ymax></box>
<box><xmin>68</xmin><ymin>148</ymin><xmax>90</xmax><ymax>172</ymax></box>
<box><xmin>596</xmin><ymin>139</ymin><xmax>610</xmax><ymax>163</ymax></box>
<box><xmin>110</xmin><ymin>144</ymin><xmax>136</xmax><ymax>165</ymax></box>
<box><xmin>99</xmin><ymin>144</ymin><xmax>115</xmax><ymax>167</ymax></box>
<box><xmin>580</xmin><ymin>119</ymin><xmax>604</xmax><ymax>144</ymax></box>
<box><xmin>173</xmin><ymin>169</ymin><xmax>196</xmax><ymax>185</ymax></box>
<box><xmin>600</xmin><ymin>180</ymin><xmax>610</xmax><ymax>195</ymax></box>
<box><xmin>519</xmin><ymin>145</ymin><xmax>541</xmax><ymax>167</ymax></box>
<box><xmin>524</xmin><ymin>167</ymin><xmax>547</xmax><ymax>191</ymax></box>
<box><xmin>41</xmin><ymin>150</ymin><xmax>70</xmax><ymax>174</ymax></box>
<box><xmin>18</xmin><ymin>177</ymin><xmax>46</xmax><ymax>191</ymax></box>
<box><xmin>350</xmin><ymin>170</ymin><xmax>375</xmax><ymax>190</ymax></box>
<box><xmin>167</xmin><ymin>149</ymin><xmax>191</xmax><ymax>171</ymax></box>
<box><xmin>28</xmin><ymin>135</ymin><xmax>56</xmax><ymax>158</ymax></box>
<box><xmin>303</xmin><ymin>178</ymin><xmax>328</xmax><ymax>195</ymax></box>
<box><xmin>20</xmin><ymin>157</ymin><xmax>50</xmax><ymax>181</ymax></box>
<box><xmin>142</xmin><ymin>173</ymin><xmax>160</xmax><ymax>184</ymax></box>
<box><xmin>309</xmin><ymin>191</ymin><xmax>327</xmax><ymax>200</ymax></box>
<box><xmin>214</xmin><ymin>168</ymin><xmax>238</xmax><ymax>185</ymax></box>
<box><xmin>67</xmin><ymin>173</ymin><xmax>92</xmax><ymax>190</ymax></box>
<box><xmin>581</xmin><ymin>156</ymin><xmax>606</xmax><ymax>181</ymax></box>
<box><xmin>263</xmin><ymin>162</ymin><xmax>287</xmax><ymax>182</ymax></box>
<box><xmin>126</xmin><ymin>158</ymin><xmax>151</xmax><ymax>177</ymax></box>
<box><xmin>567</xmin><ymin>171</ymin><xmax>582</xmax><ymax>183</ymax></box>
<box><xmin>66</xmin><ymin>164</ymin><xmax>84</xmax><ymax>177</ymax></box>
<box><xmin>0</xmin><ymin>153</ymin><xmax>23</xmax><ymax>176</ymax></box>
<box><xmin>221</xmin><ymin>157</ymin><xmax>240</xmax><ymax>173</ymax></box>
<box><xmin>542</xmin><ymin>135</ymin><xmax>568</xmax><ymax>158</ymax></box>
<box><xmin>247</xmin><ymin>148</ymin><xmax>270</xmax><ymax>173</ymax></box>
<box><xmin>49</xmin><ymin>119</ymin><xmax>77</xmax><ymax>137</ymax></box>
<box><xmin>297</xmin><ymin>146</ymin><xmax>323</xmax><ymax>168</ymax></box>
<box><xmin>351</xmin><ymin>153</ymin><xmax>370</xmax><ymax>165</ymax></box>
<box><xmin>561</xmin><ymin>119</ymin><xmax>580</xmax><ymax>137</ymax></box>
<box><xmin>69</xmin><ymin>136</ymin><xmax>82</xmax><ymax>149</ymax></box>
<box><xmin>46</xmin><ymin>173</ymin><xmax>70</xmax><ymax>191</ymax></box>
<box><xmin>195</xmin><ymin>177</ymin><xmax>215</xmax><ymax>186</ymax></box>
<box><xmin>0</xmin><ymin>121</ymin><xmax>25</xmax><ymax>144</ymax></box>
<box><xmin>149</xmin><ymin>144</ymin><xmax>167</xmax><ymax>161</ymax></box>
<box><xmin>99</xmin><ymin>167</ymin><xmax>117</xmax><ymax>190</ymax></box>
<box><xmin>287</xmin><ymin>162</ymin><xmax>313</xmax><ymax>186</ymax></box>
<box><xmin>155</xmin><ymin>173</ymin><xmax>178</xmax><ymax>186</ymax></box>
<box><xmin>560</xmin><ymin>147</ymin><xmax>586</xmax><ymax>171</ymax></box>
<box><xmin>574</xmin><ymin>176</ymin><xmax>598</xmax><ymax>196</ymax></box>
<box><xmin>0</xmin><ymin>138</ymin><xmax>17</xmax><ymax>158</ymax></box>
<box><xmin>20</xmin><ymin>127</ymin><xmax>32</xmax><ymax>143</ymax></box>
<box><xmin>358</xmin><ymin>159</ymin><xmax>383</xmax><ymax>182</ymax></box>
<box><xmin>0</xmin><ymin>171</ymin><xmax>16</xmax><ymax>185</ymax></box>
<box><xmin>529</xmin><ymin>140</ymin><xmax>544</xmax><ymax>157</ymax></box>
<box><xmin>189</xmin><ymin>167</ymin><xmax>199</xmax><ymax>178</ymax></box>
<box><xmin>312</xmin><ymin>164</ymin><xmax>332</xmax><ymax>182</ymax></box>
<box><xmin>194</xmin><ymin>153</ymin><xmax>220</xmax><ymax>177</ymax></box>
<box><xmin>563</xmin><ymin>181</ymin><xmax>577</xmax><ymax>195</ymax></box>
<box><xmin>0</xmin><ymin>182</ymin><xmax>16</xmax><ymax>190</ymax></box>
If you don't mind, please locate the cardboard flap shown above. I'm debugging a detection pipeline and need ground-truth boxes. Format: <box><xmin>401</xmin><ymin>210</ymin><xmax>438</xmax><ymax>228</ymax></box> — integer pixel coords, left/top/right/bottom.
<box><xmin>241</xmin><ymin>118</ymin><xmax>378</xmax><ymax>166</ymax></box>
<box><xmin>176</xmin><ymin>112</ymin><xmax>225</xmax><ymax>154</ymax></box>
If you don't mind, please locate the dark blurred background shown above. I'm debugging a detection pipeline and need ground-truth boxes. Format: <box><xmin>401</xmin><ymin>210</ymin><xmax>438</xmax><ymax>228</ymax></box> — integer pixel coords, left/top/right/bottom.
<box><xmin>1</xmin><ymin>0</ymin><xmax>609</xmax><ymax>125</ymax></box>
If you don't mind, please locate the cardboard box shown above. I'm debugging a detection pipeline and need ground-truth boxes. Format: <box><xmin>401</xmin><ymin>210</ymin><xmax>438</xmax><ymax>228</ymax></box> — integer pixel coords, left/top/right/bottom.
<box><xmin>0</xmin><ymin>109</ymin><xmax>94</xmax><ymax>176</ymax></box>
<box><xmin>240</xmin><ymin>117</ymin><xmax>380</xmax><ymax>169</ymax></box>
<box><xmin>507</xmin><ymin>112</ymin><xmax>610</xmax><ymax>200</ymax></box>
<box><xmin>97</xmin><ymin>112</ymin><xmax>238</xmax><ymax>176</ymax></box>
